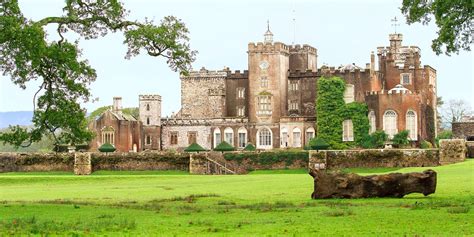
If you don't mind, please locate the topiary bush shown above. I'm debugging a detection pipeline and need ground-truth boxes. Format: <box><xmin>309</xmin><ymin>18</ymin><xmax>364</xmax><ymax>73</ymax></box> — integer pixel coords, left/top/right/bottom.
<box><xmin>98</xmin><ymin>143</ymin><xmax>116</xmax><ymax>153</ymax></box>
<box><xmin>392</xmin><ymin>130</ymin><xmax>410</xmax><ymax>148</ymax></box>
<box><xmin>420</xmin><ymin>140</ymin><xmax>433</xmax><ymax>149</ymax></box>
<box><xmin>243</xmin><ymin>143</ymin><xmax>256</xmax><ymax>151</ymax></box>
<box><xmin>213</xmin><ymin>141</ymin><xmax>235</xmax><ymax>152</ymax></box>
<box><xmin>184</xmin><ymin>143</ymin><xmax>206</xmax><ymax>152</ymax></box>
<box><xmin>309</xmin><ymin>137</ymin><xmax>330</xmax><ymax>150</ymax></box>
<box><xmin>361</xmin><ymin>130</ymin><xmax>388</xmax><ymax>149</ymax></box>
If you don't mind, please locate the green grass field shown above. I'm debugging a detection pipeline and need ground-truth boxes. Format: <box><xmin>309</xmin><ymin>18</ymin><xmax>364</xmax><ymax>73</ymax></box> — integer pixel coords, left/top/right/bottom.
<box><xmin>0</xmin><ymin>161</ymin><xmax>473</xmax><ymax>236</ymax></box>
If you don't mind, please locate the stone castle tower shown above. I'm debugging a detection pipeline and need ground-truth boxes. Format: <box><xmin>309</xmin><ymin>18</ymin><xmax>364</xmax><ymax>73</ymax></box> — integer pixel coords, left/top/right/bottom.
<box><xmin>139</xmin><ymin>94</ymin><xmax>162</xmax><ymax>150</ymax></box>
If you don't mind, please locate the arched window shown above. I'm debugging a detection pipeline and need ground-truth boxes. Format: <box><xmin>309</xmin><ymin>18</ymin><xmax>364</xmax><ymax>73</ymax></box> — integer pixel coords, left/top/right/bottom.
<box><xmin>146</xmin><ymin>135</ymin><xmax>151</xmax><ymax>145</ymax></box>
<box><xmin>342</xmin><ymin>120</ymin><xmax>354</xmax><ymax>141</ymax></box>
<box><xmin>383</xmin><ymin>110</ymin><xmax>398</xmax><ymax>138</ymax></box>
<box><xmin>146</xmin><ymin>117</ymin><xmax>150</xmax><ymax>125</ymax></box>
<box><xmin>101</xmin><ymin>126</ymin><xmax>115</xmax><ymax>145</ymax></box>
<box><xmin>292</xmin><ymin>127</ymin><xmax>302</xmax><ymax>147</ymax></box>
<box><xmin>237</xmin><ymin>127</ymin><xmax>247</xmax><ymax>148</ymax></box>
<box><xmin>224</xmin><ymin>127</ymin><xmax>234</xmax><ymax>146</ymax></box>
<box><xmin>305</xmin><ymin>127</ymin><xmax>315</xmax><ymax>144</ymax></box>
<box><xmin>280</xmin><ymin>127</ymin><xmax>288</xmax><ymax>147</ymax></box>
<box><xmin>368</xmin><ymin>110</ymin><xmax>376</xmax><ymax>134</ymax></box>
<box><xmin>213</xmin><ymin>128</ymin><xmax>221</xmax><ymax>148</ymax></box>
<box><xmin>406</xmin><ymin>110</ymin><xmax>417</xmax><ymax>141</ymax></box>
<box><xmin>257</xmin><ymin>127</ymin><xmax>272</xmax><ymax>149</ymax></box>
<box><xmin>146</xmin><ymin>104</ymin><xmax>150</xmax><ymax>111</ymax></box>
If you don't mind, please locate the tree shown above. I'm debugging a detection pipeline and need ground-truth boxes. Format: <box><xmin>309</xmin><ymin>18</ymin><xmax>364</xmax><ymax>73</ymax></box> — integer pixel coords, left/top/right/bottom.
<box><xmin>401</xmin><ymin>0</ymin><xmax>473</xmax><ymax>55</ymax></box>
<box><xmin>0</xmin><ymin>0</ymin><xmax>196</xmax><ymax>148</ymax></box>
<box><xmin>440</xmin><ymin>99</ymin><xmax>472</xmax><ymax>129</ymax></box>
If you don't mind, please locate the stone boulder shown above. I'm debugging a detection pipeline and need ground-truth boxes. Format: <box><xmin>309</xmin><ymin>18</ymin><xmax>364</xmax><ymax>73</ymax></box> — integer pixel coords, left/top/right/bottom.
<box><xmin>309</xmin><ymin>169</ymin><xmax>437</xmax><ymax>199</ymax></box>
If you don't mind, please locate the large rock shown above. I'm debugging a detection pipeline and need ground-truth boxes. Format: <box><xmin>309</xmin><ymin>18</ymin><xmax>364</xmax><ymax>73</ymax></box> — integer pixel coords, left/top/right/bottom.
<box><xmin>309</xmin><ymin>169</ymin><xmax>437</xmax><ymax>199</ymax></box>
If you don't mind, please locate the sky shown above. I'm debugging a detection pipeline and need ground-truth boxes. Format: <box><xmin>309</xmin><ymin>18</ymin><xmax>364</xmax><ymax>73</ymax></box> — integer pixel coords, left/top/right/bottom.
<box><xmin>0</xmin><ymin>0</ymin><xmax>473</xmax><ymax>116</ymax></box>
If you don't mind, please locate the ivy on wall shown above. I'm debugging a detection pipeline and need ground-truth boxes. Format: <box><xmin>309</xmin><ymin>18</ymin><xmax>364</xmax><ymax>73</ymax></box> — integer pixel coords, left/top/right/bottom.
<box><xmin>316</xmin><ymin>77</ymin><xmax>369</xmax><ymax>149</ymax></box>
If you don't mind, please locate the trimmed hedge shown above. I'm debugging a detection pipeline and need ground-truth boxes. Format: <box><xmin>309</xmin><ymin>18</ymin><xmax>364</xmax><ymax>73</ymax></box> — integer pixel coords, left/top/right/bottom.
<box><xmin>214</xmin><ymin>141</ymin><xmax>235</xmax><ymax>152</ymax></box>
<box><xmin>184</xmin><ymin>143</ymin><xmax>206</xmax><ymax>152</ymax></box>
<box><xmin>243</xmin><ymin>143</ymin><xmax>256</xmax><ymax>151</ymax></box>
<box><xmin>223</xmin><ymin>151</ymin><xmax>309</xmax><ymax>166</ymax></box>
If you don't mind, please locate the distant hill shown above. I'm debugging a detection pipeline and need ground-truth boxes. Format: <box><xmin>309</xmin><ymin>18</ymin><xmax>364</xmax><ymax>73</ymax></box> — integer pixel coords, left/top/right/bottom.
<box><xmin>0</xmin><ymin>111</ymin><xmax>33</xmax><ymax>129</ymax></box>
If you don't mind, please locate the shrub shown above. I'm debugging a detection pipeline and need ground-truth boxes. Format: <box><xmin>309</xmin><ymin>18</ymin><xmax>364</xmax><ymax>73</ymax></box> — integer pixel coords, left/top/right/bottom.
<box><xmin>184</xmin><ymin>143</ymin><xmax>206</xmax><ymax>152</ymax></box>
<box><xmin>392</xmin><ymin>130</ymin><xmax>410</xmax><ymax>148</ymax></box>
<box><xmin>361</xmin><ymin>130</ymin><xmax>388</xmax><ymax>149</ymax></box>
<box><xmin>420</xmin><ymin>140</ymin><xmax>433</xmax><ymax>149</ymax></box>
<box><xmin>309</xmin><ymin>137</ymin><xmax>330</xmax><ymax>150</ymax></box>
<box><xmin>213</xmin><ymin>141</ymin><xmax>235</xmax><ymax>152</ymax></box>
<box><xmin>98</xmin><ymin>143</ymin><xmax>116</xmax><ymax>153</ymax></box>
<box><xmin>243</xmin><ymin>143</ymin><xmax>256</xmax><ymax>151</ymax></box>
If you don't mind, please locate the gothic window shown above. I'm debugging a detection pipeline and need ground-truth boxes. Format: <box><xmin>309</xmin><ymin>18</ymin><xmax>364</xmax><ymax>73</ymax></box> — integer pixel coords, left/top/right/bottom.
<box><xmin>342</xmin><ymin>120</ymin><xmax>354</xmax><ymax>141</ymax></box>
<box><xmin>257</xmin><ymin>127</ymin><xmax>272</xmax><ymax>148</ymax></box>
<box><xmin>406</xmin><ymin>110</ymin><xmax>417</xmax><ymax>141</ymax></box>
<box><xmin>170</xmin><ymin>132</ymin><xmax>178</xmax><ymax>145</ymax></box>
<box><xmin>401</xmin><ymin>73</ymin><xmax>411</xmax><ymax>85</ymax></box>
<box><xmin>224</xmin><ymin>127</ymin><xmax>234</xmax><ymax>145</ymax></box>
<box><xmin>146</xmin><ymin>104</ymin><xmax>150</xmax><ymax>111</ymax></box>
<box><xmin>292</xmin><ymin>127</ymin><xmax>302</xmax><ymax>147</ymax></box>
<box><xmin>237</xmin><ymin>106</ymin><xmax>245</xmax><ymax>117</ymax></box>
<box><xmin>146</xmin><ymin>117</ymin><xmax>150</xmax><ymax>125</ymax></box>
<box><xmin>237</xmin><ymin>88</ymin><xmax>245</xmax><ymax>99</ymax></box>
<box><xmin>238</xmin><ymin>127</ymin><xmax>247</xmax><ymax>148</ymax></box>
<box><xmin>280</xmin><ymin>127</ymin><xmax>288</xmax><ymax>147</ymax></box>
<box><xmin>188</xmin><ymin>132</ymin><xmax>197</xmax><ymax>145</ymax></box>
<box><xmin>305</xmin><ymin>127</ymin><xmax>315</xmax><ymax>144</ymax></box>
<box><xmin>289</xmin><ymin>81</ymin><xmax>298</xmax><ymax>91</ymax></box>
<box><xmin>257</xmin><ymin>96</ymin><xmax>271</xmax><ymax>115</ymax></box>
<box><xmin>383</xmin><ymin>110</ymin><xmax>398</xmax><ymax>138</ymax></box>
<box><xmin>289</xmin><ymin>100</ymin><xmax>299</xmax><ymax>111</ymax></box>
<box><xmin>101</xmin><ymin>126</ymin><xmax>115</xmax><ymax>145</ymax></box>
<box><xmin>343</xmin><ymin>84</ymin><xmax>355</xmax><ymax>103</ymax></box>
<box><xmin>260</xmin><ymin>76</ymin><xmax>268</xmax><ymax>88</ymax></box>
<box><xmin>369</xmin><ymin>110</ymin><xmax>376</xmax><ymax>134</ymax></box>
<box><xmin>146</xmin><ymin>135</ymin><xmax>151</xmax><ymax>145</ymax></box>
<box><xmin>213</xmin><ymin>128</ymin><xmax>221</xmax><ymax>148</ymax></box>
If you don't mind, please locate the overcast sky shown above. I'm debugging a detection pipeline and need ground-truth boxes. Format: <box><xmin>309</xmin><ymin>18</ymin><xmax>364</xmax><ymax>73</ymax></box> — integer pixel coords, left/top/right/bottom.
<box><xmin>1</xmin><ymin>0</ymin><xmax>473</xmax><ymax>116</ymax></box>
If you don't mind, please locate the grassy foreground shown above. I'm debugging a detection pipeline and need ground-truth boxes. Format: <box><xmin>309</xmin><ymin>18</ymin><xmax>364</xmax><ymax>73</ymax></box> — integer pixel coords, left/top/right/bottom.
<box><xmin>0</xmin><ymin>161</ymin><xmax>473</xmax><ymax>236</ymax></box>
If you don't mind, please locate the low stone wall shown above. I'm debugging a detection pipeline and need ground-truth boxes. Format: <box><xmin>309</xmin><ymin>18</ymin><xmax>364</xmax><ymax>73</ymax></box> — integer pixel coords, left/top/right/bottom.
<box><xmin>309</xmin><ymin>149</ymin><xmax>440</xmax><ymax>170</ymax></box>
<box><xmin>467</xmin><ymin>141</ymin><xmax>474</xmax><ymax>158</ymax></box>
<box><xmin>222</xmin><ymin>151</ymin><xmax>309</xmax><ymax>174</ymax></box>
<box><xmin>439</xmin><ymin>139</ymin><xmax>466</xmax><ymax>164</ymax></box>
<box><xmin>0</xmin><ymin>152</ymin><xmax>74</xmax><ymax>173</ymax></box>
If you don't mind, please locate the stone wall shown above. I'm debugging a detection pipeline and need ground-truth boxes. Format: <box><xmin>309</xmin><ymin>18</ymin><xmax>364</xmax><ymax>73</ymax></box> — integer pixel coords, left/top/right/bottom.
<box><xmin>466</xmin><ymin>141</ymin><xmax>474</xmax><ymax>158</ymax></box>
<box><xmin>309</xmin><ymin>149</ymin><xmax>440</xmax><ymax>170</ymax></box>
<box><xmin>0</xmin><ymin>152</ymin><xmax>74</xmax><ymax>173</ymax></box>
<box><xmin>452</xmin><ymin>121</ymin><xmax>474</xmax><ymax>139</ymax></box>
<box><xmin>438</xmin><ymin>139</ymin><xmax>466</xmax><ymax>164</ymax></box>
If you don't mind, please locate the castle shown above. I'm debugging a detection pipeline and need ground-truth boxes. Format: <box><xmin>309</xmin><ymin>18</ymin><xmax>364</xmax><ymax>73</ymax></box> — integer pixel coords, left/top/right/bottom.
<box><xmin>88</xmin><ymin>26</ymin><xmax>437</xmax><ymax>152</ymax></box>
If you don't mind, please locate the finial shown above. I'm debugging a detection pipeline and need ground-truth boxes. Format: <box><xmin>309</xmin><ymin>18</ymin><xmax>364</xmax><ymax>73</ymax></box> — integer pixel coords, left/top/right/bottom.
<box><xmin>267</xmin><ymin>19</ymin><xmax>270</xmax><ymax>31</ymax></box>
<box><xmin>391</xmin><ymin>16</ymin><xmax>400</xmax><ymax>34</ymax></box>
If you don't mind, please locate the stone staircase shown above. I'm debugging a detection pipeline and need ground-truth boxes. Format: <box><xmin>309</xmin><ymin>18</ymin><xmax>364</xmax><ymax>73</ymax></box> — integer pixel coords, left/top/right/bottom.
<box><xmin>204</xmin><ymin>156</ymin><xmax>236</xmax><ymax>175</ymax></box>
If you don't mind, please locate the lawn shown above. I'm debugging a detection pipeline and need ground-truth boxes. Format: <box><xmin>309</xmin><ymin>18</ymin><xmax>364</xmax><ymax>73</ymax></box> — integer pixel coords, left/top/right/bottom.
<box><xmin>0</xmin><ymin>160</ymin><xmax>473</xmax><ymax>236</ymax></box>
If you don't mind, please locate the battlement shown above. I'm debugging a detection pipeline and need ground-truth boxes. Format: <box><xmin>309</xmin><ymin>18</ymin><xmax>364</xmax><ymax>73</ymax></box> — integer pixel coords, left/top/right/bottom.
<box><xmin>139</xmin><ymin>94</ymin><xmax>161</xmax><ymax>101</ymax></box>
<box><xmin>289</xmin><ymin>44</ymin><xmax>317</xmax><ymax>54</ymax></box>
<box><xmin>181</xmin><ymin>67</ymin><xmax>228</xmax><ymax>79</ymax></box>
<box><xmin>161</xmin><ymin>117</ymin><xmax>248</xmax><ymax>126</ymax></box>
<box><xmin>227</xmin><ymin>70</ymin><xmax>249</xmax><ymax>79</ymax></box>
<box><xmin>364</xmin><ymin>89</ymin><xmax>416</xmax><ymax>96</ymax></box>
<box><xmin>288</xmin><ymin>69</ymin><xmax>318</xmax><ymax>78</ymax></box>
<box><xmin>248</xmin><ymin>42</ymin><xmax>290</xmax><ymax>54</ymax></box>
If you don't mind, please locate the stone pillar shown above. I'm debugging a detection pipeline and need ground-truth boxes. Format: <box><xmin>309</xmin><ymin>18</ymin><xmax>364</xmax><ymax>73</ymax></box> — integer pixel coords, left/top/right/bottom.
<box><xmin>189</xmin><ymin>153</ymin><xmax>208</xmax><ymax>175</ymax></box>
<box><xmin>74</xmin><ymin>152</ymin><xmax>92</xmax><ymax>175</ymax></box>
<box><xmin>466</xmin><ymin>141</ymin><xmax>474</xmax><ymax>158</ymax></box>
<box><xmin>439</xmin><ymin>139</ymin><xmax>466</xmax><ymax>165</ymax></box>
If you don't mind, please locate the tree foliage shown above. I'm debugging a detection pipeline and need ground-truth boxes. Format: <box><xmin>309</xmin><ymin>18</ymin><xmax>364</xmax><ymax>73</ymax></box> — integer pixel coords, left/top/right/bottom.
<box><xmin>361</xmin><ymin>130</ymin><xmax>388</xmax><ymax>149</ymax></box>
<box><xmin>0</xmin><ymin>0</ymin><xmax>196</xmax><ymax>147</ymax></box>
<box><xmin>392</xmin><ymin>130</ymin><xmax>410</xmax><ymax>147</ymax></box>
<box><xmin>401</xmin><ymin>0</ymin><xmax>473</xmax><ymax>55</ymax></box>
<box><xmin>440</xmin><ymin>99</ymin><xmax>472</xmax><ymax>129</ymax></box>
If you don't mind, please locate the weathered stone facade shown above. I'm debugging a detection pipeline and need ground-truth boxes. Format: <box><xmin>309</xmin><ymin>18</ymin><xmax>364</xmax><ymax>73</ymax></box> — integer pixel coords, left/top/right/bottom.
<box><xmin>452</xmin><ymin>116</ymin><xmax>474</xmax><ymax>140</ymax></box>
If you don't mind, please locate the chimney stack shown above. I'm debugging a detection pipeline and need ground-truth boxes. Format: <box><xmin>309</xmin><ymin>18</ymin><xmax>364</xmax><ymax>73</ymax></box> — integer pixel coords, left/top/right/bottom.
<box><xmin>113</xmin><ymin>97</ymin><xmax>122</xmax><ymax>114</ymax></box>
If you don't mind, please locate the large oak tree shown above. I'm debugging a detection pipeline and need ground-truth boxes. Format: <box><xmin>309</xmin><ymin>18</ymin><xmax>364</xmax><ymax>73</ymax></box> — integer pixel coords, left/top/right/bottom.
<box><xmin>0</xmin><ymin>0</ymin><xmax>196</xmax><ymax>147</ymax></box>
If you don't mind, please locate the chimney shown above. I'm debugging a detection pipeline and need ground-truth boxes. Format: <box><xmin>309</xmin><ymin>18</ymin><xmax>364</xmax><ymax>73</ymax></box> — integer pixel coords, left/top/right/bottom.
<box><xmin>113</xmin><ymin>97</ymin><xmax>122</xmax><ymax>114</ymax></box>
<box><xmin>370</xmin><ymin>51</ymin><xmax>375</xmax><ymax>74</ymax></box>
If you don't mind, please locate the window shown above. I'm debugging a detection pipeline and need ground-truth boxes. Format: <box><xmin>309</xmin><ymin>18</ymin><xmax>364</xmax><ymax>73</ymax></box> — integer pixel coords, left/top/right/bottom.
<box><xmin>257</xmin><ymin>127</ymin><xmax>272</xmax><ymax>148</ymax></box>
<box><xmin>289</xmin><ymin>81</ymin><xmax>298</xmax><ymax>91</ymax></box>
<box><xmin>237</xmin><ymin>106</ymin><xmax>245</xmax><ymax>117</ymax></box>
<box><xmin>224</xmin><ymin>127</ymin><xmax>233</xmax><ymax>145</ymax></box>
<box><xmin>383</xmin><ymin>110</ymin><xmax>398</xmax><ymax>138</ymax></box>
<box><xmin>237</xmin><ymin>88</ymin><xmax>245</xmax><ymax>99</ymax></box>
<box><xmin>280</xmin><ymin>127</ymin><xmax>288</xmax><ymax>147</ymax></box>
<box><xmin>170</xmin><ymin>132</ymin><xmax>178</xmax><ymax>145</ymax></box>
<box><xmin>146</xmin><ymin>104</ymin><xmax>150</xmax><ymax>111</ymax></box>
<box><xmin>187</xmin><ymin>132</ymin><xmax>197</xmax><ymax>145</ymax></box>
<box><xmin>369</xmin><ymin>110</ymin><xmax>376</xmax><ymax>134</ymax></box>
<box><xmin>305</xmin><ymin>127</ymin><xmax>315</xmax><ymax>144</ymax></box>
<box><xmin>289</xmin><ymin>100</ymin><xmax>299</xmax><ymax>110</ymax></box>
<box><xmin>213</xmin><ymin>128</ymin><xmax>221</xmax><ymax>148</ymax></box>
<box><xmin>292</xmin><ymin>127</ymin><xmax>302</xmax><ymax>147</ymax></box>
<box><xmin>343</xmin><ymin>84</ymin><xmax>355</xmax><ymax>103</ymax></box>
<box><xmin>101</xmin><ymin>126</ymin><xmax>115</xmax><ymax>145</ymax></box>
<box><xmin>146</xmin><ymin>135</ymin><xmax>151</xmax><ymax>145</ymax></box>
<box><xmin>406</xmin><ymin>110</ymin><xmax>417</xmax><ymax>141</ymax></box>
<box><xmin>342</xmin><ymin>120</ymin><xmax>354</xmax><ymax>141</ymax></box>
<box><xmin>401</xmin><ymin>73</ymin><xmax>411</xmax><ymax>85</ymax></box>
<box><xmin>260</xmin><ymin>76</ymin><xmax>268</xmax><ymax>88</ymax></box>
<box><xmin>146</xmin><ymin>117</ymin><xmax>150</xmax><ymax>125</ymax></box>
<box><xmin>257</xmin><ymin>96</ymin><xmax>271</xmax><ymax>115</ymax></box>
<box><xmin>238</xmin><ymin>127</ymin><xmax>247</xmax><ymax>148</ymax></box>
